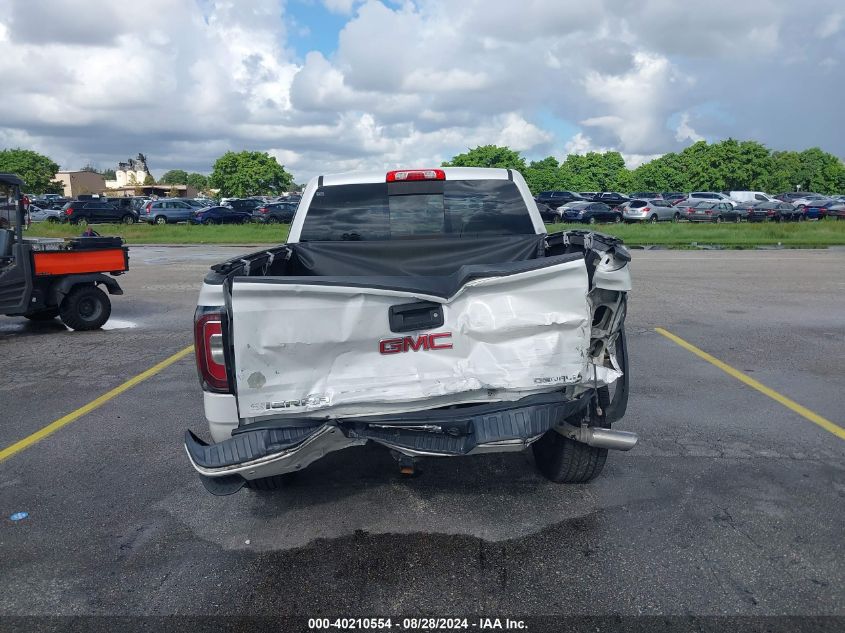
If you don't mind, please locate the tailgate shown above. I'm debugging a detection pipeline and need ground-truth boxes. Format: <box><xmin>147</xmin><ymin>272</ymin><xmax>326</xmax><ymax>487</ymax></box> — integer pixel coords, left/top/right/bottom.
<box><xmin>229</xmin><ymin>255</ymin><xmax>590</xmax><ymax>420</ymax></box>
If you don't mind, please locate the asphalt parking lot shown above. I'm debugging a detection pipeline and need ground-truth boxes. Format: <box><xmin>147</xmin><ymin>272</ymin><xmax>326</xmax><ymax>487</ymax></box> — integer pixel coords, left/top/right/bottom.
<box><xmin>1</xmin><ymin>246</ymin><xmax>844</xmax><ymax>624</ymax></box>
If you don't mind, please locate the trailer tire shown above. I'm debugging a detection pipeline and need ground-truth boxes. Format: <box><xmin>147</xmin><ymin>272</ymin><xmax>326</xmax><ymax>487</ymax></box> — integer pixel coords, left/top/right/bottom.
<box><xmin>532</xmin><ymin>427</ymin><xmax>608</xmax><ymax>484</ymax></box>
<box><xmin>59</xmin><ymin>285</ymin><xmax>111</xmax><ymax>331</ymax></box>
<box><xmin>244</xmin><ymin>473</ymin><xmax>296</xmax><ymax>492</ymax></box>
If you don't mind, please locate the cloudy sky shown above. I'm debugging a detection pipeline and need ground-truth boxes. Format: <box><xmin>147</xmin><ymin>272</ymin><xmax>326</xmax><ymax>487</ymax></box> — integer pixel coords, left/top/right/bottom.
<box><xmin>0</xmin><ymin>0</ymin><xmax>843</xmax><ymax>182</ymax></box>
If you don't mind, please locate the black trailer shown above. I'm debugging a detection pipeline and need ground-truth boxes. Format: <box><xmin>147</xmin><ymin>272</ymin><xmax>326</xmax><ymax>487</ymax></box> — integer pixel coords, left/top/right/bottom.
<box><xmin>0</xmin><ymin>173</ymin><xmax>128</xmax><ymax>330</ymax></box>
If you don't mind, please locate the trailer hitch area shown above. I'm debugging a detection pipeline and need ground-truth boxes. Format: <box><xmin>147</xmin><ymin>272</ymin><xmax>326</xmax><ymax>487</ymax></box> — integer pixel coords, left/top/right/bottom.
<box><xmin>391</xmin><ymin>450</ymin><xmax>420</xmax><ymax>477</ymax></box>
<box><xmin>556</xmin><ymin>422</ymin><xmax>638</xmax><ymax>451</ymax></box>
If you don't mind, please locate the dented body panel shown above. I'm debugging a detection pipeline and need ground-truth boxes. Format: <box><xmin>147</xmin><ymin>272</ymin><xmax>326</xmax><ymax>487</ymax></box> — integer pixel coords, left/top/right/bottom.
<box><xmin>231</xmin><ymin>256</ymin><xmax>591</xmax><ymax>420</ymax></box>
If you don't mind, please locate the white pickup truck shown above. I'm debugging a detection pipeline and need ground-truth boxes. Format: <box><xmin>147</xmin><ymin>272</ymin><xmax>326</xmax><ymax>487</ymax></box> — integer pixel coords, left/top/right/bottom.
<box><xmin>185</xmin><ymin>167</ymin><xmax>636</xmax><ymax>495</ymax></box>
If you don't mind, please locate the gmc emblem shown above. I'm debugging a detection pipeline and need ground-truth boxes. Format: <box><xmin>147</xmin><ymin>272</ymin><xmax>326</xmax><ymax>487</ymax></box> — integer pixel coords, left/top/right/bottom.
<box><xmin>379</xmin><ymin>332</ymin><xmax>453</xmax><ymax>355</ymax></box>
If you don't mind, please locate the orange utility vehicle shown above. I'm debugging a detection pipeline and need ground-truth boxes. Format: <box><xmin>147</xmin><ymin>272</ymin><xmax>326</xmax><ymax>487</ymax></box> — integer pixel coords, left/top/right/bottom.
<box><xmin>0</xmin><ymin>173</ymin><xmax>128</xmax><ymax>330</ymax></box>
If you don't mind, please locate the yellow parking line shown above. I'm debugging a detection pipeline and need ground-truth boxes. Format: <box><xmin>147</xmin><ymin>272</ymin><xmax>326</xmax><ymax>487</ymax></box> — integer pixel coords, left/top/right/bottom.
<box><xmin>0</xmin><ymin>345</ymin><xmax>195</xmax><ymax>463</ymax></box>
<box><xmin>655</xmin><ymin>328</ymin><xmax>845</xmax><ymax>441</ymax></box>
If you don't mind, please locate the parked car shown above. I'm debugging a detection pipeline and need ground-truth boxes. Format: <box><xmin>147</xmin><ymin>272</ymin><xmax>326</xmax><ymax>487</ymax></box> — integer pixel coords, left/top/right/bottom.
<box><xmin>620</xmin><ymin>199</ymin><xmax>678</xmax><ymax>223</ymax></box>
<box><xmin>825</xmin><ymin>202</ymin><xmax>845</xmax><ymax>219</ymax></box>
<box><xmin>190</xmin><ymin>206</ymin><xmax>252</xmax><ymax>225</ymax></box>
<box><xmin>684</xmin><ymin>200</ymin><xmax>742</xmax><ymax>223</ymax></box>
<box><xmin>61</xmin><ymin>201</ymin><xmax>136</xmax><ymax>225</ymax></box>
<box><xmin>803</xmin><ymin>200</ymin><xmax>843</xmax><ymax>220</ymax></box>
<box><xmin>534</xmin><ymin>191</ymin><xmax>585</xmax><ymax>209</ymax></box>
<box><xmin>183</xmin><ymin>199</ymin><xmax>208</xmax><ymax>208</ymax></box>
<box><xmin>27</xmin><ymin>204</ymin><xmax>62</xmax><ymax>223</ymax></box>
<box><xmin>578</xmin><ymin>192</ymin><xmax>598</xmax><ymax>200</ymax></box>
<box><xmin>224</xmin><ymin>198</ymin><xmax>264</xmax><ymax>213</ymax></box>
<box><xmin>253</xmin><ymin>201</ymin><xmax>298</xmax><ymax>224</ymax></box>
<box><xmin>683</xmin><ymin>192</ymin><xmax>736</xmax><ymax>207</ymax></box>
<box><xmin>662</xmin><ymin>192</ymin><xmax>687</xmax><ymax>205</ymax></box>
<box><xmin>745</xmin><ymin>201</ymin><xmax>799</xmax><ymax>222</ymax></box>
<box><xmin>792</xmin><ymin>195</ymin><xmax>829</xmax><ymax>209</ymax></box>
<box><xmin>628</xmin><ymin>192</ymin><xmax>662</xmax><ymax>200</ymax></box>
<box><xmin>38</xmin><ymin>196</ymin><xmax>69</xmax><ymax>210</ymax></box>
<box><xmin>590</xmin><ymin>192</ymin><xmax>630</xmax><ymax>208</ymax></box>
<box><xmin>102</xmin><ymin>197</ymin><xmax>142</xmax><ymax>221</ymax></box>
<box><xmin>143</xmin><ymin>198</ymin><xmax>196</xmax><ymax>224</ymax></box>
<box><xmin>775</xmin><ymin>192</ymin><xmax>817</xmax><ymax>203</ymax></box>
<box><xmin>561</xmin><ymin>201</ymin><xmax>622</xmax><ymax>224</ymax></box>
<box><xmin>184</xmin><ymin>166</ymin><xmax>634</xmax><ymax>494</ymax></box>
<box><xmin>535</xmin><ymin>202</ymin><xmax>560</xmax><ymax>224</ymax></box>
<box><xmin>728</xmin><ymin>191</ymin><xmax>777</xmax><ymax>204</ymax></box>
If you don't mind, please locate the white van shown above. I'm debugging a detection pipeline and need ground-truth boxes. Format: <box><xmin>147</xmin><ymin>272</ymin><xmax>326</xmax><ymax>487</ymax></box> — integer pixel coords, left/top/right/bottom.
<box><xmin>729</xmin><ymin>191</ymin><xmax>776</xmax><ymax>203</ymax></box>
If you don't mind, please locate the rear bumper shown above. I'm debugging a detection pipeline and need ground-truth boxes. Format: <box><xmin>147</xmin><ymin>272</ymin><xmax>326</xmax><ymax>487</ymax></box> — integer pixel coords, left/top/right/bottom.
<box><xmin>185</xmin><ymin>390</ymin><xmax>602</xmax><ymax>494</ymax></box>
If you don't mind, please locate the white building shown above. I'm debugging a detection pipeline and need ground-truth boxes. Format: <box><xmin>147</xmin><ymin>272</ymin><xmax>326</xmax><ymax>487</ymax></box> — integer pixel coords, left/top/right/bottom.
<box><xmin>105</xmin><ymin>153</ymin><xmax>152</xmax><ymax>188</ymax></box>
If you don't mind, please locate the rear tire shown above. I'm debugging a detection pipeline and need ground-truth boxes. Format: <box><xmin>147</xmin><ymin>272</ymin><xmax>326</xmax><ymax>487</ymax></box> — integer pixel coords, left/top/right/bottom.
<box><xmin>649</xmin><ymin>215</ymin><xmax>658</xmax><ymax>224</ymax></box>
<box><xmin>121</xmin><ymin>214</ymin><xmax>135</xmax><ymax>225</ymax></box>
<box><xmin>59</xmin><ymin>285</ymin><xmax>111</xmax><ymax>331</ymax></box>
<box><xmin>673</xmin><ymin>212</ymin><xmax>680</xmax><ymax>222</ymax></box>
<box><xmin>245</xmin><ymin>472</ymin><xmax>296</xmax><ymax>492</ymax></box>
<box><xmin>588</xmin><ymin>216</ymin><xmax>597</xmax><ymax>225</ymax></box>
<box><xmin>266</xmin><ymin>217</ymin><xmax>280</xmax><ymax>224</ymax></box>
<box><xmin>614</xmin><ymin>214</ymin><xmax>622</xmax><ymax>224</ymax></box>
<box><xmin>533</xmin><ymin>425</ymin><xmax>608</xmax><ymax>484</ymax></box>
<box><xmin>154</xmin><ymin>215</ymin><xmax>167</xmax><ymax>225</ymax></box>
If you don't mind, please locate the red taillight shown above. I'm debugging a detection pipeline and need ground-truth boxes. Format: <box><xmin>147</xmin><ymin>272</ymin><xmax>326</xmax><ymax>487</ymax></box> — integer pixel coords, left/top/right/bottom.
<box><xmin>65</xmin><ymin>207</ymin><xmax>73</xmax><ymax>215</ymax></box>
<box><xmin>642</xmin><ymin>207</ymin><xmax>651</xmax><ymax>213</ymax></box>
<box><xmin>259</xmin><ymin>207</ymin><xmax>269</xmax><ymax>214</ymax></box>
<box><xmin>386</xmin><ymin>169</ymin><xmax>445</xmax><ymax>182</ymax></box>
<box><xmin>145</xmin><ymin>203</ymin><xmax>151</xmax><ymax>214</ymax></box>
<box><xmin>766</xmin><ymin>210</ymin><xmax>774</xmax><ymax>216</ymax></box>
<box><xmin>704</xmin><ymin>209</ymin><xmax>712</xmax><ymax>215</ymax></box>
<box><xmin>194</xmin><ymin>311</ymin><xmax>229</xmax><ymax>392</ymax></box>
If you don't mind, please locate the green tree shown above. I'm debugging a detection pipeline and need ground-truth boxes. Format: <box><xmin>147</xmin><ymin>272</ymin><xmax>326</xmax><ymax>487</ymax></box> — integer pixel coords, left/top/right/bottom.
<box><xmin>186</xmin><ymin>172</ymin><xmax>208</xmax><ymax>190</ymax></box>
<box><xmin>443</xmin><ymin>145</ymin><xmax>527</xmax><ymax>171</ymax></box>
<box><xmin>523</xmin><ymin>156</ymin><xmax>561</xmax><ymax>194</ymax></box>
<box><xmin>80</xmin><ymin>163</ymin><xmax>99</xmax><ymax>173</ymax></box>
<box><xmin>160</xmin><ymin>169</ymin><xmax>189</xmax><ymax>184</ymax></box>
<box><xmin>209</xmin><ymin>151</ymin><xmax>294</xmax><ymax>197</ymax></box>
<box><xmin>558</xmin><ymin>151</ymin><xmax>628</xmax><ymax>191</ymax></box>
<box><xmin>102</xmin><ymin>168</ymin><xmax>116</xmax><ymax>180</ymax></box>
<box><xmin>0</xmin><ymin>148</ymin><xmax>61</xmax><ymax>193</ymax></box>
<box><xmin>143</xmin><ymin>174</ymin><xmax>156</xmax><ymax>186</ymax></box>
<box><xmin>795</xmin><ymin>148</ymin><xmax>845</xmax><ymax>193</ymax></box>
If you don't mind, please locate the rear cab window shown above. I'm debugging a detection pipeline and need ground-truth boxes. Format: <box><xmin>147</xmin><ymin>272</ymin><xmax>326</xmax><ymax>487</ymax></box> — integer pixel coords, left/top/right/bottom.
<box><xmin>299</xmin><ymin>179</ymin><xmax>534</xmax><ymax>241</ymax></box>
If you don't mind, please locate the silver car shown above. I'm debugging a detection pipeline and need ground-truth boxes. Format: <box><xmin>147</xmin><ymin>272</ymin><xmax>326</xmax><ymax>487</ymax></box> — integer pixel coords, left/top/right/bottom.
<box><xmin>27</xmin><ymin>204</ymin><xmax>62</xmax><ymax>223</ymax></box>
<box><xmin>680</xmin><ymin>191</ymin><xmax>736</xmax><ymax>208</ymax></box>
<box><xmin>621</xmin><ymin>199</ymin><xmax>679</xmax><ymax>223</ymax></box>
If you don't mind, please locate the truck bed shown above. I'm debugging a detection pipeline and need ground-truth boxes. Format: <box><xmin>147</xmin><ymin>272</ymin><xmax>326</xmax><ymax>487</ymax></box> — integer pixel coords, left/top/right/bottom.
<box><xmin>209</xmin><ymin>232</ymin><xmax>629</xmax><ymax>422</ymax></box>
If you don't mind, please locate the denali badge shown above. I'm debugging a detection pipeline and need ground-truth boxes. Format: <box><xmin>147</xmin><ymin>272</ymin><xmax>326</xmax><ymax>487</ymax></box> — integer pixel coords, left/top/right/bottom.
<box><xmin>379</xmin><ymin>332</ymin><xmax>453</xmax><ymax>355</ymax></box>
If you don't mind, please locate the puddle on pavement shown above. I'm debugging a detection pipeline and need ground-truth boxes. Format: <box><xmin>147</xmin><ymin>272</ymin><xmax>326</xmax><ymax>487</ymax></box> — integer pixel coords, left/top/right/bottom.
<box><xmin>0</xmin><ymin>317</ymin><xmax>140</xmax><ymax>335</ymax></box>
<box><xmin>101</xmin><ymin>318</ymin><xmax>138</xmax><ymax>330</ymax></box>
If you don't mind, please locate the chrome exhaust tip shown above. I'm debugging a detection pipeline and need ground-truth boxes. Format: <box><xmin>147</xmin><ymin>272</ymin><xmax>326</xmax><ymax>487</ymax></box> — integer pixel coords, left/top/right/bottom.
<box><xmin>585</xmin><ymin>427</ymin><xmax>638</xmax><ymax>451</ymax></box>
<box><xmin>559</xmin><ymin>424</ymin><xmax>639</xmax><ymax>451</ymax></box>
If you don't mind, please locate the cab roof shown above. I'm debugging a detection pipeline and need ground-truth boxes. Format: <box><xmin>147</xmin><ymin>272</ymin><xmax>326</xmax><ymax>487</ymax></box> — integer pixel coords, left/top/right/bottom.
<box><xmin>318</xmin><ymin>167</ymin><xmax>513</xmax><ymax>187</ymax></box>
<box><xmin>0</xmin><ymin>172</ymin><xmax>25</xmax><ymax>186</ymax></box>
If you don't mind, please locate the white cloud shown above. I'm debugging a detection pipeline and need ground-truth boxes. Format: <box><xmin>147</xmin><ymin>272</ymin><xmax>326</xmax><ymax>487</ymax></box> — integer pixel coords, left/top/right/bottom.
<box><xmin>675</xmin><ymin>113</ymin><xmax>704</xmax><ymax>143</ymax></box>
<box><xmin>815</xmin><ymin>12</ymin><xmax>842</xmax><ymax>38</ymax></box>
<box><xmin>322</xmin><ymin>0</ymin><xmax>360</xmax><ymax>14</ymax></box>
<box><xmin>0</xmin><ymin>0</ymin><xmax>843</xmax><ymax>181</ymax></box>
